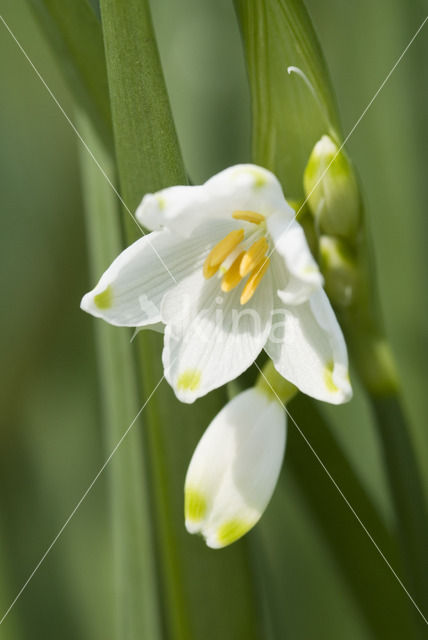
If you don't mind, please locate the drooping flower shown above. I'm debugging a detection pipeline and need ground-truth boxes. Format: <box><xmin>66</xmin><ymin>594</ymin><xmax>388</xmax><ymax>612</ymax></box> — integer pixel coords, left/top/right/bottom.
<box><xmin>184</xmin><ymin>386</ymin><xmax>286</xmax><ymax>548</ymax></box>
<box><xmin>81</xmin><ymin>164</ymin><xmax>352</xmax><ymax>404</ymax></box>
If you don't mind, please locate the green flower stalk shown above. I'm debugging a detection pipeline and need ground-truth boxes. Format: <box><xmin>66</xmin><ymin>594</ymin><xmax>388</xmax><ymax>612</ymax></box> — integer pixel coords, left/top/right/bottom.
<box><xmin>302</xmin><ymin>55</ymin><xmax>428</xmax><ymax>631</ymax></box>
<box><xmin>319</xmin><ymin>235</ymin><xmax>359</xmax><ymax>308</ymax></box>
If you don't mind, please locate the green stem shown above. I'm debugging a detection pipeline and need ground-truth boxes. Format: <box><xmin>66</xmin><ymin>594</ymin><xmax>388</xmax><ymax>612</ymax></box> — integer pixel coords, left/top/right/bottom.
<box><xmin>28</xmin><ymin>0</ymin><xmax>112</xmax><ymax>146</ymax></box>
<box><xmin>288</xmin><ymin>395</ymin><xmax>420</xmax><ymax>636</ymax></box>
<box><xmin>138</xmin><ymin>336</ymin><xmax>193</xmax><ymax>640</ymax></box>
<box><xmin>342</xmin><ymin>303</ymin><xmax>428</xmax><ymax>624</ymax></box>
<box><xmin>98</xmin><ymin>1</ymin><xmax>193</xmax><ymax>636</ymax></box>
<box><xmin>370</xmin><ymin>393</ymin><xmax>428</xmax><ymax>624</ymax></box>
<box><xmin>99</xmin><ymin>2</ymin><xmax>264</xmax><ymax>638</ymax></box>
<box><xmin>256</xmin><ymin>359</ymin><xmax>298</xmax><ymax>402</ymax></box>
<box><xmin>78</xmin><ymin>110</ymin><xmax>162</xmax><ymax>640</ymax></box>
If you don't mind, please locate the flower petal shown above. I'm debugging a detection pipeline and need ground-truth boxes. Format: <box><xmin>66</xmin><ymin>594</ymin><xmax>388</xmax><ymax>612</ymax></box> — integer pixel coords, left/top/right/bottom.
<box><xmin>81</xmin><ymin>221</ymin><xmax>235</xmax><ymax>327</ymax></box>
<box><xmin>268</xmin><ymin>213</ymin><xmax>323</xmax><ymax>305</ymax></box>
<box><xmin>161</xmin><ymin>267</ymin><xmax>273</xmax><ymax>402</ymax></box>
<box><xmin>265</xmin><ymin>288</ymin><xmax>352</xmax><ymax>404</ymax></box>
<box><xmin>137</xmin><ymin>164</ymin><xmax>293</xmax><ymax>237</ymax></box>
<box><xmin>184</xmin><ymin>388</ymin><xmax>286</xmax><ymax>548</ymax></box>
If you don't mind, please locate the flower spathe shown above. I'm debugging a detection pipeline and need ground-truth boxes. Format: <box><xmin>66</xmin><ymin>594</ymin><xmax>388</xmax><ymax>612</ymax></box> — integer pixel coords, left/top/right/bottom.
<box><xmin>81</xmin><ymin>164</ymin><xmax>352</xmax><ymax>404</ymax></box>
<box><xmin>185</xmin><ymin>387</ymin><xmax>286</xmax><ymax>548</ymax></box>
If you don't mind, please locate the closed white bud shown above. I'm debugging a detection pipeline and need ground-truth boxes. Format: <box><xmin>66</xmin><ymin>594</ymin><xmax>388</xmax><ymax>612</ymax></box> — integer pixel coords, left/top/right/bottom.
<box><xmin>304</xmin><ymin>135</ymin><xmax>360</xmax><ymax>239</ymax></box>
<box><xmin>184</xmin><ymin>387</ymin><xmax>286</xmax><ymax>548</ymax></box>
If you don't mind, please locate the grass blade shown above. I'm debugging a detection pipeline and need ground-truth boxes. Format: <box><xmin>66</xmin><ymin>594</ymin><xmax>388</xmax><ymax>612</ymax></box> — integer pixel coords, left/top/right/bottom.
<box><xmin>78</xmin><ymin>110</ymin><xmax>162</xmax><ymax>640</ymax></box>
<box><xmin>27</xmin><ymin>0</ymin><xmax>112</xmax><ymax>145</ymax></box>
<box><xmin>234</xmin><ymin>0</ymin><xmax>341</xmax><ymax>194</ymax></box>
<box><xmin>99</xmin><ymin>1</ymin><xmax>263</xmax><ymax>637</ymax></box>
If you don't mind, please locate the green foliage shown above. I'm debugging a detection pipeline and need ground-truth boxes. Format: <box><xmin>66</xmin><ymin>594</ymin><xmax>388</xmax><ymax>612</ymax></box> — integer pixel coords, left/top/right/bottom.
<box><xmin>28</xmin><ymin>0</ymin><xmax>112</xmax><ymax>145</ymax></box>
<box><xmin>99</xmin><ymin>1</ymin><xmax>262</xmax><ymax>638</ymax></box>
<box><xmin>235</xmin><ymin>0</ymin><xmax>428</xmax><ymax>634</ymax></box>
<box><xmin>2</xmin><ymin>0</ymin><xmax>428</xmax><ymax>638</ymax></box>
<box><xmin>100</xmin><ymin>0</ymin><xmax>185</xmax><ymax>214</ymax></box>
<box><xmin>78</xmin><ymin>110</ymin><xmax>162</xmax><ymax>640</ymax></box>
<box><xmin>234</xmin><ymin>0</ymin><xmax>341</xmax><ymax>195</ymax></box>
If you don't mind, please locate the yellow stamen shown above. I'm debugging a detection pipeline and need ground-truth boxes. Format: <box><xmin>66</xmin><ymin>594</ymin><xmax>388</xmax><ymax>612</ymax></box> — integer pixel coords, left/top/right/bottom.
<box><xmin>240</xmin><ymin>258</ymin><xmax>270</xmax><ymax>305</ymax></box>
<box><xmin>203</xmin><ymin>262</ymin><xmax>219</xmax><ymax>279</ymax></box>
<box><xmin>240</xmin><ymin>237</ymin><xmax>269</xmax><ymax>277</ymax></box>
<box><xmin>203</xmin><ymin>229</ymin><xmax>244</xmax><ymax>279</ymax></box>
<box><xmin>221</xmin><ymin>252</ymin><xmax>245</xmax><ymax>292</ymax></box>
<box><xmin>232</xmin><ymin>210</ymin><xmax>266</xmax><ymax>224</ymax></box>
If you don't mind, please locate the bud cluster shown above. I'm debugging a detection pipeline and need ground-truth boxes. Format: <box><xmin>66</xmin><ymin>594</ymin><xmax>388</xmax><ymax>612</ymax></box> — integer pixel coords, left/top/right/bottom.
<box><xmin>303</xmin><ymin>135</ymin><xmax>362</xmax><ymax>309</ymax></box>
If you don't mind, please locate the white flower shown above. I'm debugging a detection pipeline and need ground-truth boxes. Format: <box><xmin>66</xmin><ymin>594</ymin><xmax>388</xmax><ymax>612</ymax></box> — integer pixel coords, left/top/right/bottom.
<box><xmin>81</xmin><ymin>164</ymin><xmax>352</xmax><ymax>404</ymax></box>
<box><xmin>184</xmin><ymin>387</ymin><xmax>286</xmax><ymax>548</ymax></box>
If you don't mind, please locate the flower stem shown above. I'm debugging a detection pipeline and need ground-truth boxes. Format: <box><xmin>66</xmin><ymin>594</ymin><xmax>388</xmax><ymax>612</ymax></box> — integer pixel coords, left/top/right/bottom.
<box><xmin>99</xmin><ymin>3</ymin><xmax>263</xmax><ymax>639</ymax></box>
<box><xmin>284</xmin><ymin>395</ymin><xmax>418</xmax><ymax>636</ymax></box>
<box><xmin>344</xmin><ymin>316</ymin><xmax>428</xmax><ymax>626</ymax></box>
<box><xmin>370</xmin><ymin>392</ymin><xmax>428</xmax><ymax>626</ymax></box>
<box><xmin>78</xmin><ymin>110</ymin><xmax>162</xmax><ymax>640</ymax></box>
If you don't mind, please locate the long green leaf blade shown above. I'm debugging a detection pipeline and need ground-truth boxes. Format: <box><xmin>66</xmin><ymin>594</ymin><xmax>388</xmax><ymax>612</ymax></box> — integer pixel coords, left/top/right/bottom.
<box><xmin>99</xmin><ymin>1</ymin><xmax>262</xmax><ymax>638</ymax></box>
<box><xmin>285</xmin><ymin>396</ymin><xmax>416</xmax><ymax>637</ymax></box>
<box><xmin>28</xmin><ymin>0</ymin><xmax>112</xmax><ymax>145</ymax></box>
<box><xmin>100</xmin><ymin>0</ymin><xmax>185</xmax><ymax>214</ymax></box>
<box><xmin>234</xmin><ymin>0</ymin><xmax>341</xmax><ymax>195</ymax></box>
<box><xmin>78</xmin><ymin>110</ymin><xmax>162</xmax><ymax>640</ymax></box>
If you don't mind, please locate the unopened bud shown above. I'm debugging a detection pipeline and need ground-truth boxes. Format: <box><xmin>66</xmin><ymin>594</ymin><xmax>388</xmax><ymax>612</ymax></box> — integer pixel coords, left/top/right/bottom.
<box><xmin>304</xmin><ymin>135</ymin><xmax>360</xmax><ymax>239</ymax></box>
<box><xmin>319</xmin><ymin>236</ymin><xmax>358</xmax><ymax>307</ymax></box>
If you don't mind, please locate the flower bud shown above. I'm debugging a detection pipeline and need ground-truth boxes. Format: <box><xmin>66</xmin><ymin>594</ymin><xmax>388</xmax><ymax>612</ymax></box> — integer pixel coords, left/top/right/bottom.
<box><xmin>304</xmin><ymin>135</ymin><xmax>360</xmax><ymax>239</ymax></box>
<box><xmin>184</xmin><ymin>387</ymin><xmax>286</xmax><ymax>548</ymax></box>
<box><xmin>319</xmin><ymin>235</ymin><xmax>359</xmax><ymax>307</ymax></box>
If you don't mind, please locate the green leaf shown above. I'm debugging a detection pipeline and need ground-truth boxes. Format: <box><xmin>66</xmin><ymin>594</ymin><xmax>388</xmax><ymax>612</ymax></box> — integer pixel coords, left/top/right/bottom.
<box><xmin>100</xmin><ymin>0</ymin><xmax>185</xmax><ymax>215</ymax></box>
<box><xmin>27</xmin><ymin>0</ymin><xmax>112</xmax><ymax>145</ymax></box>
<box><xmin>234</xmin><ymin>0</ymin><xmax>341</xmax><ymax>195</ymax></box>
<box><xmin>99</xmin><ymin>1</ymin><xmax>263</xmax><ymax>638</ymax></box>
<box><xmin>284</xmin><ymin>396</ymin><xmax>417</xmax><ymax>637</ymax></box>
<box><xmin>371</xmin><ymin>395</ymin><xmax>428</xmax><ymax>630</ymax></box>
<box><xmin>78</xmin><ymin>110</ymin><xmax>162</xmax><ymax>640</ymax></box>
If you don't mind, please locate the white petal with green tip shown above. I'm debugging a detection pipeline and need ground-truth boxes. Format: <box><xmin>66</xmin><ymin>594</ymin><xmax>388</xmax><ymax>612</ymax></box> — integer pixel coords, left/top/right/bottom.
<box><xmin>81</xmin><ymin>163</ymin><xmax>353</xmax><ymax>407</ymax></box>
<box><xmin>80</xmin><ymin>221</ymin><xmax>235</xmax><ymax>327</ymax></box>
<box><xmin>137</xmin><ymin>164</ymin><xmax>292</xmax><ymax>237</ymax></box>
<box><xmin>265</xmin><ymin>288</ymin><xmax>352</xmax><ymax>404</ymax></box>
<box><xmin>161</xmin><ymin>268</ymin><xmax>273</xmax><ymax>403</ymax></box>
<box><xmin>185</xmin><ymin>387</ymin><xmax>286</xmax><ymax>548</ymax></box>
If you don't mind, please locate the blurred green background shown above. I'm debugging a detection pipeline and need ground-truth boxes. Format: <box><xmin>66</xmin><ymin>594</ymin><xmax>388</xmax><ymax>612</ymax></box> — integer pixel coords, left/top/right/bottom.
<box><xmin>0</xmin><ymin>0</ymin><xmax>427</xmax><ymax>637</ymax></box>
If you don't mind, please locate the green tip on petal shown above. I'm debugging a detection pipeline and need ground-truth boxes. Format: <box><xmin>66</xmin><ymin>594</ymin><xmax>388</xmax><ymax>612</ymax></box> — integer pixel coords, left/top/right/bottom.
<box><xmin>156</xmin><ymin>194</ymin><xmax>166</xmax><ymax>209</ymax></box>
<box><xmin>251</xmin><ymin>171</ymin><xmax>267</xmax><ymax>189</ymax></box>
<box><xmin>234</xmin><ymin>166</ymin><xmax>268</xmax><ymax>189</ymax></box>
<box><xmin>324</xmin><ymin>360</ymin><xmax>339</xmax><ymax>393</ymax></box>
<box><xmin>185</xmin><ymin>488</ymin><xmax>207</xmax><ymax>523</ymax></box>
<box><xmin>177</xmin><ymin>369</ymin><xmax>202</xmax><ymax>392</ymax></box>
<box><xmin>94</xmin><ymin>285</ymin><xmax>113</xmax><ymax>309</ymax></box>
<box><xmin>216</xmin><ymin>519</ymin><xmax>253</xmax><ymax>547</ymax></box>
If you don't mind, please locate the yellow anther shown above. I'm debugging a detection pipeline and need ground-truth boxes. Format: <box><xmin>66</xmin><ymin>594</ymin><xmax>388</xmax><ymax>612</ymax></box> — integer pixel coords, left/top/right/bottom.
<box><xmin>232</xmin><ymin>210</ymin><xmax>266</xmax><ymax>224</ymax></box>
<box><xmin>203</xmin><ymin>262</ymin><xmax>219</xmax><ymax>279</ymax></box>
<box><xmin>203</xmin><ymin>229</ymin><xmax>244</xmax><ymax>279</ymax></box>
<box><xmin>240</xmin><ymin>258</ymin><xmax>270</xmax><ymax>305</ymax></box>
<box><xmin>221</xmin><ymin>252</ymin><xmax>245</xmax><ymax>292</ymax></box>
<box><xmin>240</xmin><ymin>237</ymin><xmax>269</xmax><ymax>277</ymax></box>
